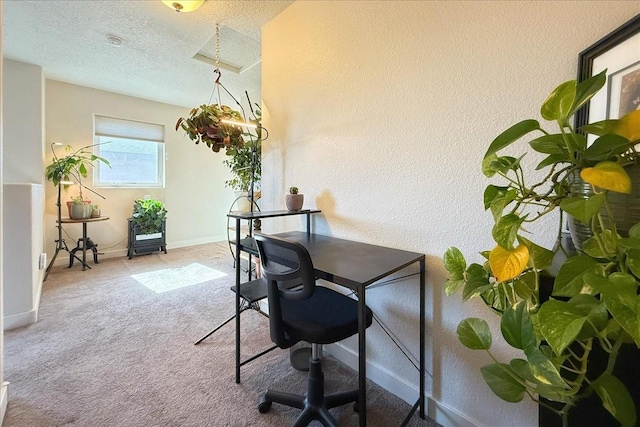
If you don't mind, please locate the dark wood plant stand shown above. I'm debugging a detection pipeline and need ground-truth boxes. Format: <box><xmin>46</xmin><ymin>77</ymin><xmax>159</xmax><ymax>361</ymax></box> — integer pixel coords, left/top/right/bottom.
<box><xmin>127</xmin><ymin>218</ymin><xmax>167</xmax><ymax>259</ymax></box>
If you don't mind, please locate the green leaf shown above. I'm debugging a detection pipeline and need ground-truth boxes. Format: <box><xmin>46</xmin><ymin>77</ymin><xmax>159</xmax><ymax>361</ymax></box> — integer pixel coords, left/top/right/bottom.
<box><xmin>501</xmin><ymin>300</ymin><xmax>537</xmax><ymax>352</ymax></box>
<box><xmin>528</xmin><ymin>134</ymin><xmax>567</xmax><ymax>154</ymax></box>
<box><xmin>628</xmin><ymin>223</ymin><xmax>640</xmax><ymax>239</ymax></box>
<box><xmin>536</xmin><ymin>153</ymin><xmax>571</xmax><ymax>170</ymax></box>
<box><xmin>489</xmin><ymin>189</ymin><xmax>518</xmax><ymax>222</ymax></box>
<box><xmin>609</xmin><ymin>272</ymin><xmax>639</xmax><ymax>295</ymax></box>
<box><xmin>444</xmin><ymin>247</ymin><xmax>466</xmax><ymax>276</ymax></box>
<box><xmin>588</xmin><ymin>273</ymin><xmax>640</xmax><ymax>346</ymax></box>
<box><xmin>593</xmin><ymin>373</ymin><xmax>637</xmax><ymax>427</ymax></box>
<box><xmin>457</xmin><ymin>318</ymin><xmax>492</xmax><ymax>350</ymax></box>
<box><xmin>513</xmin><ymin>271</ymin><xmax>536</xmax><ymax>300</ymax></box>
<box><xmin>601</xmin><ymin>293</ymin><xmax>640</xmax><ymax>346</ymax></box>
<box><xmin>482</xmin><ymin>154</ymin><xmax>499</xmax><ymax>177</ymax></box>
<box><xmin>565</xmin><ymin>132</ymin><xmax>587</xmax><ymax>153</ymax></box>
<box><xmin>524</xmin><ymin>346</ymin><xmax>569</xmax><ymax>388</ymax></box>
<box><xmin>78</xmin><ymin>162</ymin><xmax>88</xmax><ymax>177</ymax></box>
<box><xmin>481</xmin><ymin>284</ymin><xmax>510</xmax><ymax>314</ymax></box>
<box><xmin>628</xmin><ymin>249</ymin><xmax>640</xmax><ymax>278</ymax></box>
<box><xmin>582</xmin><ymin>119</ymin><xmax>618</xmax><ymax>136</ymax></box>
<box><xmin>581</xmin><ymin>229</ymin><xmax>618</xmax><ymax>259</ymax></box>
<box><xmin>463</xmin><ymin>276</ymin><xmax>493</xmax><ymax>301</ymax></box>
<box><xmin>518</xmin><ymin>236</ymin><xmax>553</xmax><ymax>270</ymax></box>
<box><xmin>570</xmin><ymin>294</ymin><xmax>608</xmax><ymax>339</ymax></box>
<box><xmin>619</xmin><ymin>238</ymin><xmax>640</xmax><ymax>250</ymax></box>
<box><xmin>445</xmin><ymin>277</ymin><xmax>466</xmax><ymax>296</ymax></box>
<box><xmin>484</xmin><ymin>120</ymin><xmax>541</xmax><ymax>160</ymax></box>
<box><xmin>560</xmin><ymin>194</ymin><xmax>605</xmax><ymax>225</ymax></box>
<box><xmin>492</xmin><ymin>214</ymin><xmax>526</xmax><ymax>250</ymax></box>
<box><xmin>541</xmin><ymin>80</ymin><xmax>576</xmax><ymax>123</ymax></box>
<box><xmin>463</xmin><ymin>263</ymin><xmax>492</xmax><ymax>300</ymax></box>
<box><xmin>583</xmin><ymin>134</ymin><xmax>634</xmax><ymax>162</ymax></box>
<box><xmin>510</xmin><ymin>358</ymin><xmax>536</xmax><ymax>383</ymax></box>
<box><xmin>480</xmin><ymin>363</ymin><xmax>526</xmax><ymax>402</ymax></box>
<box><xmin>571</xmin><ymin>70</ymin><xmax>607</xmax><ymax>117</ymax></box>
<box><xmin>538</xmin><ymin>300</ymin><xmax>585</xmax><ymax>354</ymax></box>
<box><xmin>484</xmin><ymin>185</ymin><xmax>507</xmax><ymax>210</ymax></box>
<box><xmin>553</xmin><ymin>255</ymin><xmax>601</xmax><ymax>297</ymax></box>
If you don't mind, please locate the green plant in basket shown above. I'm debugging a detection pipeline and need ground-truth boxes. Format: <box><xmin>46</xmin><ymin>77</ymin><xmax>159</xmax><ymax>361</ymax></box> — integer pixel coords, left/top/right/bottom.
<box><xmin>444</xmin><ymin>69</ymin><xmax>640</xmax><ymax>427</ymax></box>
<box><xmin>176</xmin><ymin>104</ymin><xmax>244</xmax><ymax>153</ymax></box>
<box><xmin>132</xmin><ymin>196</ymin><xmax>167</xmax><ymax>235</ymax></box>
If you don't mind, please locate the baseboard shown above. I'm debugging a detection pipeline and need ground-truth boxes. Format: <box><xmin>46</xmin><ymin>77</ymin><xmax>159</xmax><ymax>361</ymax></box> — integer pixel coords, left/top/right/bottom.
<box><xmin>50</xmin><ymin>235</ymin><xmax>229</xmax><ymax>267</ymax></box>
<box><xmin>324</xmin><ymin>343</ymin><xmax>479</xmax><ymax>427</ymax></box>
<box><xmin>3</xmin><ymin>307</ymin><xmax>38</xmax><ymax>331</ymax></box>
<box><xmin>0</xmin><ymin>382</ymin><xmax>8</xmax><ymax>425</ymax></box>
<box><xmin>169</xmin><ymin>235</ymin><xmax>227</xmax><ymax>249</ymax></box>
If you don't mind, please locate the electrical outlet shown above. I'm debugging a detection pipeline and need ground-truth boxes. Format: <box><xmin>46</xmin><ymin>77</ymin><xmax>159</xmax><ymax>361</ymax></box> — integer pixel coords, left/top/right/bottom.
<box><xmin>39</xmin><ymin>253</ymin><xmax>47</xmax><ymax>270</ymax></box>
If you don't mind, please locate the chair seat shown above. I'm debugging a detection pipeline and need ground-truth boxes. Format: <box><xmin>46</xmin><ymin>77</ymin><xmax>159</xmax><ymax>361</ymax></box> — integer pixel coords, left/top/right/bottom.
<box><xmin>281</xmin><ymin>286</ymin><xmax>372</xmax><ymax>345</ymax></box>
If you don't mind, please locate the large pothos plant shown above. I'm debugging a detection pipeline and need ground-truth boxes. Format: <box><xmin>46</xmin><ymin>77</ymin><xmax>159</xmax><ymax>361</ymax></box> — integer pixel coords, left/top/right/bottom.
<box><xmin>444</xmin><ymin>69</ymin><xmax>640</xmax><ymax>427</ymax></box>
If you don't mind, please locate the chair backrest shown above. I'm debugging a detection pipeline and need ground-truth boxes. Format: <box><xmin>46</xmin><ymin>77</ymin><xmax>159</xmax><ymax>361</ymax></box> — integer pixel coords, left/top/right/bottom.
<box><xmin>254</xmin><ymin>233</ymin><xmax>316</xmax><ymax>348</ymax></box>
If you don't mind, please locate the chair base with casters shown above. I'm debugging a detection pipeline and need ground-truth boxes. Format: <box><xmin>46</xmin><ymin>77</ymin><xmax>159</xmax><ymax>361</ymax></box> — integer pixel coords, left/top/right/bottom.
<box><xmin>258</xmin><ymin>343</ymin><xmax>358</xmax><ymax>427</ymax></box>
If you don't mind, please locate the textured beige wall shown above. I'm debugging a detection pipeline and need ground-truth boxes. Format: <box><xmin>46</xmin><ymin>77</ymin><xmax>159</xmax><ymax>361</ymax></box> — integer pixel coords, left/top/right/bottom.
<box><xmin>262</xmin><ymin>2</ymin><xmax>640</xmax><ymax>426</ymax></box>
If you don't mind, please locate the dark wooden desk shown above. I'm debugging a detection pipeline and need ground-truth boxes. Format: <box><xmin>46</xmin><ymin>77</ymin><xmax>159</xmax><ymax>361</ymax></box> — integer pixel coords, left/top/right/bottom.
<box><xmin>59</xmin><ymin>216</ymin><xmax>109</xmax><ymax>271</ymax></box>
<box><xmin>228</xmin><ymin>211</ymin><xmax>426</xmax><ymax>426</ymax></box>
<box><xmin>274</xmin><ymin>231</ymin><xmax>426</xmax><ymax>426</ymax></box>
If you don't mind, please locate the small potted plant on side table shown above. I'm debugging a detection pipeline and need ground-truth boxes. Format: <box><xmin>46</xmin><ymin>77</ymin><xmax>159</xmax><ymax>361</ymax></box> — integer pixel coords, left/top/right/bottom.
<box><xmin>286</xmin><ymin>187</ymin><xmax>304</xmax><ymax>211</ymax></box>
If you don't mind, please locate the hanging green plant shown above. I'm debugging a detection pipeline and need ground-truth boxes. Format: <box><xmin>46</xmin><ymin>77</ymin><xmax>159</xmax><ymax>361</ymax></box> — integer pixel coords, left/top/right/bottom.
<box><xmin>175</xmin><ymin>104</ymin><xmax>245</xmax><ymax>153</ymax></box>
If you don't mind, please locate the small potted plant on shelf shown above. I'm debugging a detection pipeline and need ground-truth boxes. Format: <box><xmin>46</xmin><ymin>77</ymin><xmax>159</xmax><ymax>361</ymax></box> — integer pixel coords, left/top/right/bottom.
<box><xmin>90</xmin><ymin>204</ymin><xmax>101</xmax><ymax>218</ymax></box>
<box><xmin>444</xmin><ymin>69</ymin><xmax>640</xmax><ymax>427</ymax></box>
<box><xmin>286</xmin><ymin>187</ymin><xmax>304</xmax><ymax>211</ymax></box>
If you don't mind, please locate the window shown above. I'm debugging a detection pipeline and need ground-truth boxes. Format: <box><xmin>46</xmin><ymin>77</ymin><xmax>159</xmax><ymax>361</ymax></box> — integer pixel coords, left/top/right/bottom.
<box><xmin>93</xmin><ymin>115</ymin><xmax>165</xmax><ymax>188</ymax></box>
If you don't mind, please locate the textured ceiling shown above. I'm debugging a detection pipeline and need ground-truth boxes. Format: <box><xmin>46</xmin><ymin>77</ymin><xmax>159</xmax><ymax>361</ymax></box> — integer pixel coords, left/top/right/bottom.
<box><xmin>3</xmin><ymin>0</ymin><xmax>294</xmax><ymax>108</ymax></box>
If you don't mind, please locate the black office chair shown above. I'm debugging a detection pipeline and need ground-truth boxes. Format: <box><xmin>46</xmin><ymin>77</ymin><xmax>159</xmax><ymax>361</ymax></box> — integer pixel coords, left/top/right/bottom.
<box><xmin>254</xmin><ymin>233</ymin><xmax>373</xmax><ymax>427</ymax></box>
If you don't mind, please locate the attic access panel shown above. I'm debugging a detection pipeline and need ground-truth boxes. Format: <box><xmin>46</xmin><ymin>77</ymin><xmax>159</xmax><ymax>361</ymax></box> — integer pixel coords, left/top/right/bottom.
<box><xmin>194</xmin><ymin>24</ymin><xmax>261</xmax><ymax>74</ymax></box>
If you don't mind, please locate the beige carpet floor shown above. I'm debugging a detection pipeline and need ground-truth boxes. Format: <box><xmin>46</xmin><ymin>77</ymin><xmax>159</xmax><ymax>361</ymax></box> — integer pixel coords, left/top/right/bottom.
<box><xmin>3</xmin><ymin>241</ymin><xmax>439</xmax><ymax>427</ymax></box>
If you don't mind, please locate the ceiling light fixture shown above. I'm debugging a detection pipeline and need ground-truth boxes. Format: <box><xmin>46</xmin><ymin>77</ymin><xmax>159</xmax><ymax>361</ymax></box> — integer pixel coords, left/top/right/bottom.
<box><xmin>162</xmin><ymin>0</ymin><xmax>204</xmax><ymax>13</ymax></box>
<box><xmin>106</xmin><ymin>35</ymin><xmax>124</xmax><ymax>47</ymax></box>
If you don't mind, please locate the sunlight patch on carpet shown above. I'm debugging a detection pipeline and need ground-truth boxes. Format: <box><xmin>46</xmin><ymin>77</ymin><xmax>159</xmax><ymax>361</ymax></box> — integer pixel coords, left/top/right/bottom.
<box><xmin>131</xmin><ymin>263</ymin><xmax>227</xmax><ymax>293</ymax></box>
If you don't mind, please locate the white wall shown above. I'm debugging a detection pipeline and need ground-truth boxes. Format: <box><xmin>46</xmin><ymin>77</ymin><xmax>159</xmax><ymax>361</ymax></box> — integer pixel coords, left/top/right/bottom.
<box><xmin>2</xmin><ymin>183</ymin><xmax>44</xmax><ymax>330</ymax></box>
<box><xmin>45</xmin><ymin>81</ymin><xmax>236</xmax><ymax>262</ymax></box>
<box><xmin>2</xmin><ymin>59</ymin><xmax>45</xmax><ymax>331</ymax></box>
<box><xmin>2</xmin><ymin>59</ymin><xmax>44</xmax><ymax>184</ymax></box>
<box><xmin>0</xmin><ymin>2</ymin><xmax>7</xmax><ymax>421</ymax></box>
<box><xmin>262</xmin><ymin>2</ymin><xmax>640</xmax><ymax>427</ymax></box>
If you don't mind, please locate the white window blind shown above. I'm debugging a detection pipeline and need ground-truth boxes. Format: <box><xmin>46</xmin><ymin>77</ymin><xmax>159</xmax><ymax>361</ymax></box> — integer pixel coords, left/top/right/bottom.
<box><xmin>93</xmin><ymin>115</ymin><xmax>165</xmax><ymax>188</ymax></box>
<box><xmin>95</xmin><ymin>115</ymin><xmax>164</xmax><ymax>143</ymax></box>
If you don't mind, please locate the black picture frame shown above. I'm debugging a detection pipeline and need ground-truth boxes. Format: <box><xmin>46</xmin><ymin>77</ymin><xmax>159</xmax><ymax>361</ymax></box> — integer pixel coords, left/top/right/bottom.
<box><xmin>576</xmin><ymin>13</ymin><xmax>640</xmax><ymax>129</ymax></box>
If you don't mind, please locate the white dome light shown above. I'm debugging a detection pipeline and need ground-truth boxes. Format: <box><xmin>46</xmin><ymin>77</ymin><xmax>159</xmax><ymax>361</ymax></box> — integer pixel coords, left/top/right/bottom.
<box><xmin>161</xmin><ymin>1</ymin><xmax>205</xmax><ymax>13</ymax></box>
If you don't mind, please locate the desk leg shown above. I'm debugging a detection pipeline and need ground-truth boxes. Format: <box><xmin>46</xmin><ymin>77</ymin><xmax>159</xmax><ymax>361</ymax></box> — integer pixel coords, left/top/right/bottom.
<box><xmin>357</xmin><ymin>287</ymin><xmax>367</xmax><ymax>427</ymax></box>
<box><xmin>82</xmin><ymin>222</ymin><xmax>88</xmax><ymax>271</ymax></box>
<box><xmin>420</xmin><ymin>258</ymin><xmax>426</xmax><ymax>419</ymax></box>
<box><xmin>235</xmin><ymin>218</ymin><xmax>242</xmax><ymax>384</ymax></box>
